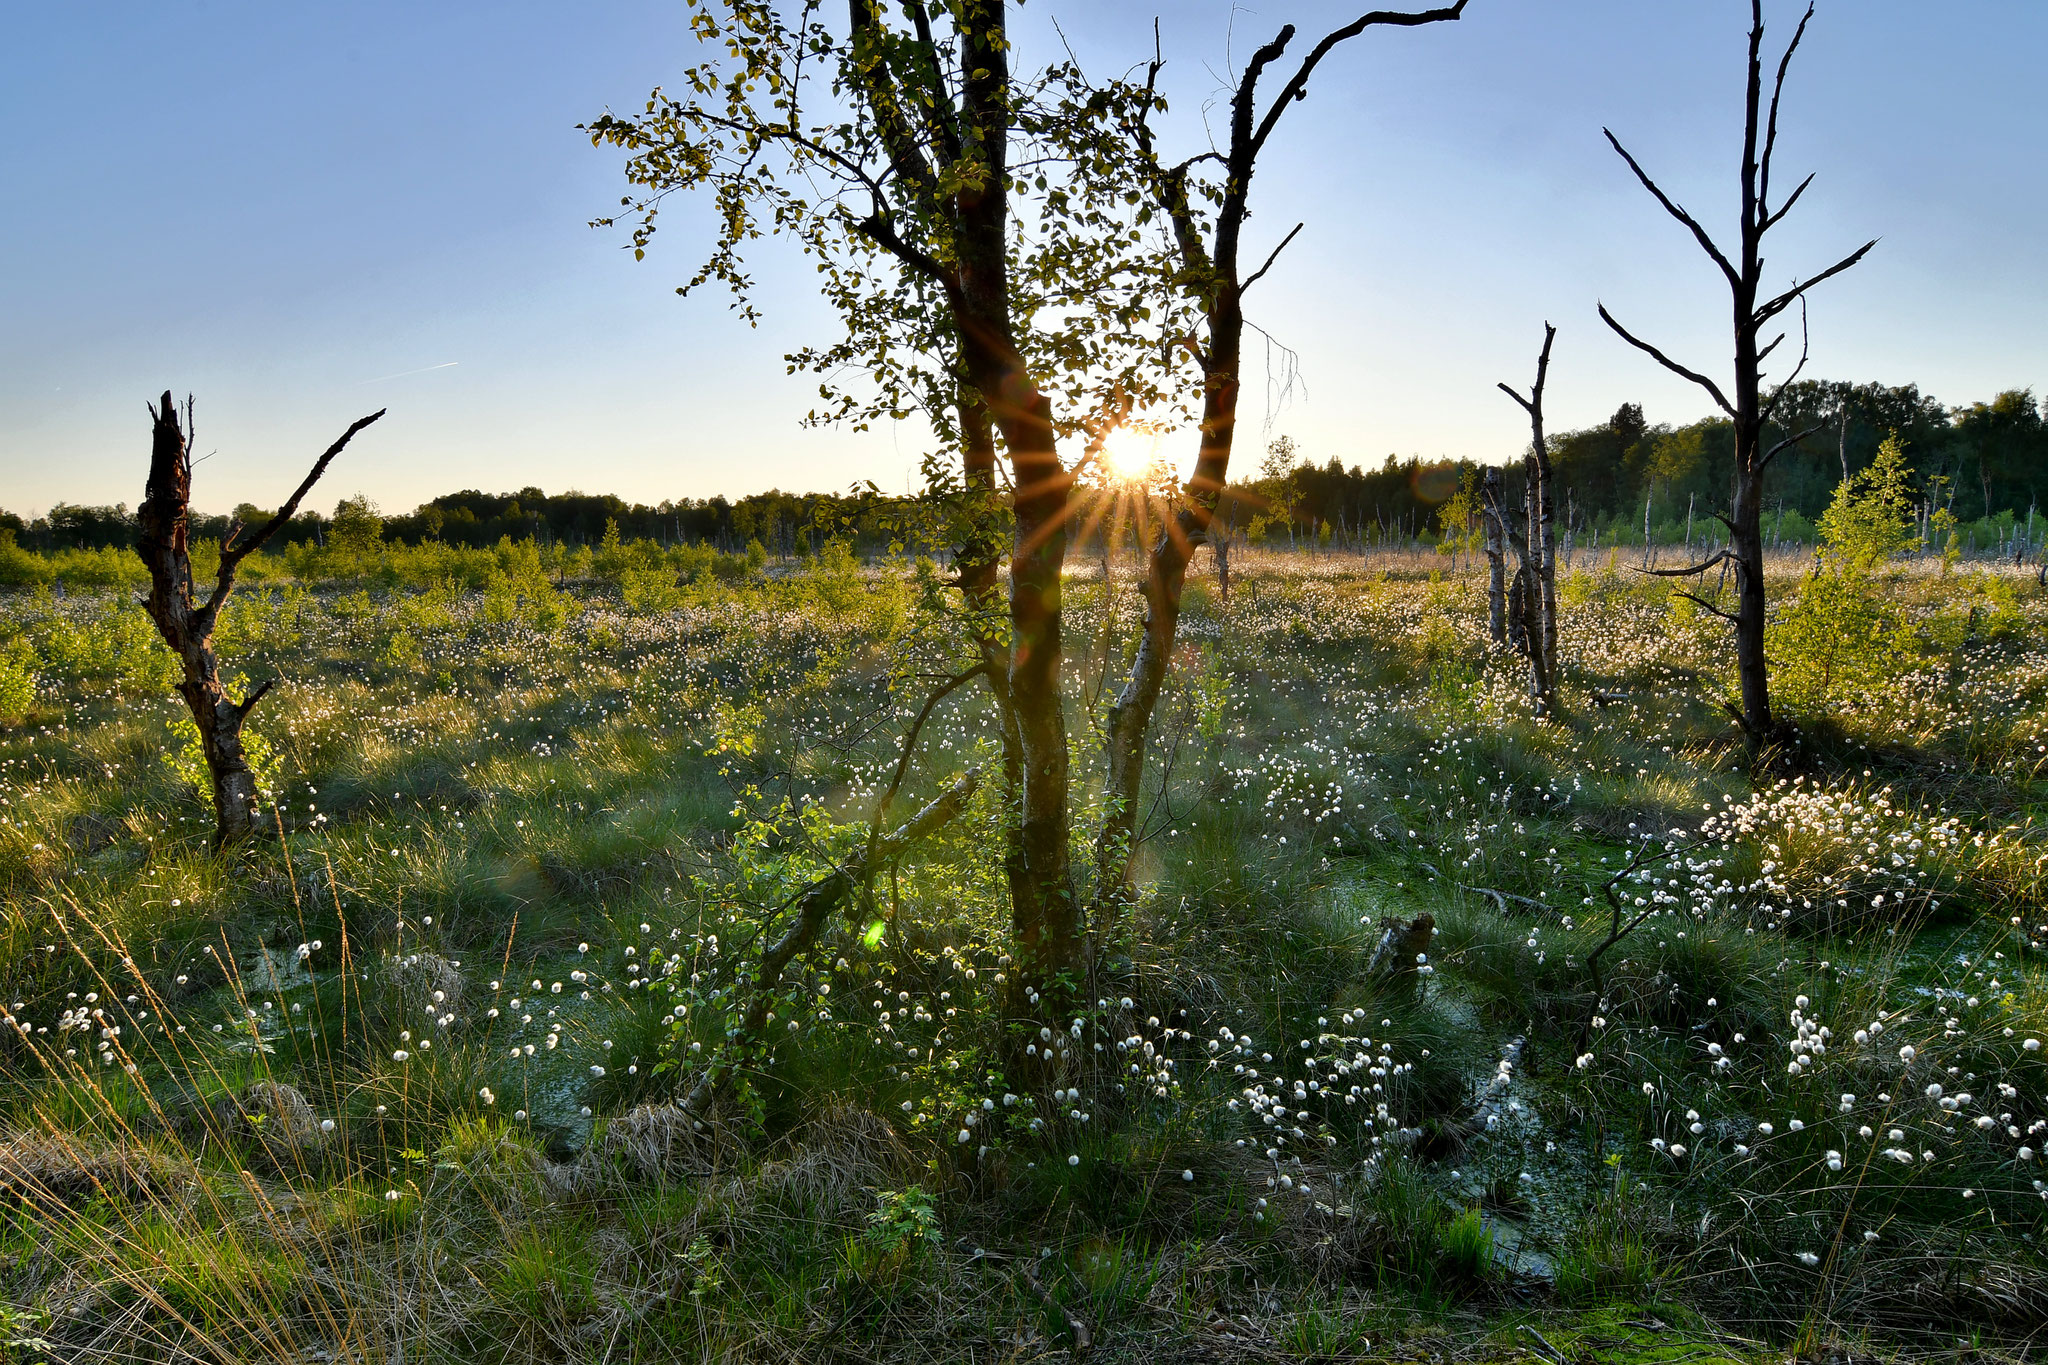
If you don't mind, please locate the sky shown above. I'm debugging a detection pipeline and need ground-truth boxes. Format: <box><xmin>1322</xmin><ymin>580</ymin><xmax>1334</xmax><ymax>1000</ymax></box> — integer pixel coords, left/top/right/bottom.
<box><xmin>2</xmin><ymin>1</ymin><xmax>2043</xmax><ymax>518</ymax></box>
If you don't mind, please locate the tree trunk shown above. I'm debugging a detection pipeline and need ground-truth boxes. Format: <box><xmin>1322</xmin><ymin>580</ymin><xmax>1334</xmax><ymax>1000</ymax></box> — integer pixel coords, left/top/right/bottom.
<box><xmin>1482</xmin><ymin>467</ymin><xmax>1507</xmax><ymax>644</ymax></box>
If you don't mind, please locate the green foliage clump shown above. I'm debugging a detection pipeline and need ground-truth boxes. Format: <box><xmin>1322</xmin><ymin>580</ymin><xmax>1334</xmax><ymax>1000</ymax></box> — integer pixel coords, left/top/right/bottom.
<box><xmin>0</xmin><ymin>636</ymin><xmax>35</xmax><ymax>726</ymax></box>
<box><xmin>1772</xmin><ymin>436</ymin><xmax>1921</xmax><ymax>713</ymax></box>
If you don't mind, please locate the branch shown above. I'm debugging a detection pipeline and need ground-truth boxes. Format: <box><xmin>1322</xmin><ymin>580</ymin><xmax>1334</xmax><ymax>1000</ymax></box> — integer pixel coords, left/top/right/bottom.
<box><xmin>1602</xmin><ymin>128</ymin><xmax>1739</xmax><ymax>288</ymax></box>
<box><xmin>1597</xmin><ymin>304</ymin><xmax>1736</xmax><ymax>418</ymax></box>
<box><xmin>1757</xmin><ymin>3</ymin><xmax>1816</xmax><ymax>217</ymax></box>
<box><xmin>682</xmin><ymin>768</ymin><xmax>982</xmax><ymax>1115</ymax></box>
<box><xmin>221</xmin><ymin>410</ymin><xmax>386</xmax><ymax>569</ymax></box>
<box><xmin>851</xmin><ymin>208</ymin><xmax>948</xmax><ymax>283</ymax></box>
<box><xmin>1754</xmin><ymin>239</ymin><xmax>1877</xmax><ymax>324</ymax></box>
<box><xmin>1240</xmin><ymin>222</ymin><xmax>1304</xmax><ymax>293</ymax></box>
<box><xmin>1761</xmin><ymin>171</ymin><xmax>1814</xmax><ymax>232</ymax></box>
<box><xmin>1497</xmin><ymin>321</ymin><xmax>1557</xmax><ymax>424</ymax></box>
<box><xmin>1636</xmin><ymin>549</ymin><xmax>1732</xmax><ymax>578</ymax></box>
<box><xmin>1248</xmin><ymin>3</ymin><xmax>1469</xmax><ymax>164</ymax></box>
<box><xmin>1761</xmin><ymin>422</ymin><xmax>1826</xmax><ymax>472</ymax></box>
<box><xmin>202</xmin><ymin>408</ymin><xmax>384</xmax><ymax>634</ymax></box>
<box><xmin>1677</xmin><ymin>591</ymin><xmax>1740</xmax><ymax>624</ymax></box>
<box><xmin>861</xmin><ymin>664</ymin><xmax>987</xmax><ymax>880</ymax></box>
<box><xmin>231</xmin><ymin>677</ymin><xmax>277</xmax><ymax>722</ymax></box>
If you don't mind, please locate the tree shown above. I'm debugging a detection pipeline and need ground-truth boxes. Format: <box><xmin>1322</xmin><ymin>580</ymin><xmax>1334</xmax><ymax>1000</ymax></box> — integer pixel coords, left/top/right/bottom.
<box><xmin>1771</xmin><ymin>434</ymin><xmax>1920</xmax><ymax>711</ymax></box>
<box><xmin>137</xmin><ymin>394</ymin><xmax>384</xmax><ymax>849</ymax></box>
<box><xmin>589</xmin><ymin>0</ymin><xmax>1202</xmax><ymax>1066</ymax></box>
<box><xmin>1091</xmin><ymin>0</ymin><xmax>1468</xmax><ymax>906</ymax></box>
<box><xmin>588</xmin><ymin>0</ymin><xmax>1468</xmax><ymax>1082</ymax></box>
<box><xmin>1598</xmin><ymin>0</ymin><xmax>1874</xmax><ymax>745</ymax></box>
<box><xmin>330</xmin><ymin>494</ymin><xmax>384</xmax><ymax>561</ymax></box>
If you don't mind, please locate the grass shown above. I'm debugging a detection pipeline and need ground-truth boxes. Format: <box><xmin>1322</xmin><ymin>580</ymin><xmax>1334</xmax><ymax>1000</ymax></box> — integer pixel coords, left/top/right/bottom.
<box><xmin>0</xmin><ymin>545</ymin><xmax>2042</xmax><ymax>1361</ymax></box>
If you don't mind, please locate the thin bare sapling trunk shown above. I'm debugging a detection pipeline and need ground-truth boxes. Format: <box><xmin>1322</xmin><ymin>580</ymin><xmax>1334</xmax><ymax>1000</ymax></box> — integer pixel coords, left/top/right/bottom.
<box><xmin>1481</xmin><ymin>466</ymin><xmax>1507</xmax><ymax>645</ymax></box>
<box><xmin>138</xmin><ymin>393</ymin><xmax>383</xmax><ymax>849</ymax></box>
<box><xmin>1598</xmin><ymin>0</ymin><xmax>1873</xmax><ymax>744</ymax></box>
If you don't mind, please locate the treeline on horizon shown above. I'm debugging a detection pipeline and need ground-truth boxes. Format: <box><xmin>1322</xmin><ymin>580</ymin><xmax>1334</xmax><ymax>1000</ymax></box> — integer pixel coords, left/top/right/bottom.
<box><xmin>7</xmin><ymin>377</ymin><xmax>2043</xmax><ymax>561</ymax></box>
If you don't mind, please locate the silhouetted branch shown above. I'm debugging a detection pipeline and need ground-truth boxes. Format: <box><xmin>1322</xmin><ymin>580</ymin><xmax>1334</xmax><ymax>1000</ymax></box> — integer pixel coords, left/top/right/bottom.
<box><xmin>1240</xmin><ymin>221</ymin><xmax>1305</xmax><ymax>293</ymax></box>
<box><xmin>1597</xmin><ymin>304</ymin><xmax>1736</xmax><ymax>418</ymax></box>
<box><xmin>1602</xmin><ymin>128</ymin><xmax>1739</xmax><ymax>288</ymax></box>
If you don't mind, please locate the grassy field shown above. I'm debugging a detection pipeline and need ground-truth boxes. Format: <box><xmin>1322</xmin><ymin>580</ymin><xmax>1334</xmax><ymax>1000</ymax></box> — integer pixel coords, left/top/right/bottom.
<box><xmin>1</xmin><ymin>542</ymin><xmax>2044</xmax><ymax>1363</ymax></box>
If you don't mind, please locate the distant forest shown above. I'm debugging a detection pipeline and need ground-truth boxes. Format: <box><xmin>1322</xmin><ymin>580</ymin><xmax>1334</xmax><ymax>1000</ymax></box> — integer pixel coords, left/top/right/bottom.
<box><xmin>8</xmin><ymin>378</ymin><xmax>2042</xmax><ymax>558</ymax></box>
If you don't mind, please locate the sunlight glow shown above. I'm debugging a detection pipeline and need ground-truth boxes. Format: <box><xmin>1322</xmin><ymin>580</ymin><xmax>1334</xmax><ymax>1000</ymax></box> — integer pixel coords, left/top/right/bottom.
<box><xmin>1099</xmin><ymin>426</ymin><xmax>1162</xmax><ymax>485</ymax></box>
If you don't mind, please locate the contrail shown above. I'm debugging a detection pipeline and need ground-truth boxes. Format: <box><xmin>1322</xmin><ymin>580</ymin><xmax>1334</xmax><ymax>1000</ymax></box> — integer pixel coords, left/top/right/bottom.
<box><xmin>357</xmin><ymin>361</ymin><xmax>459</xmax><ymax>385</ymax></box>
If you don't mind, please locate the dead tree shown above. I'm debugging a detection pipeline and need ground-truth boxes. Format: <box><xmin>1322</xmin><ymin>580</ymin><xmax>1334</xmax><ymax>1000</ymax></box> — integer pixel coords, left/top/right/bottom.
<box><xmin>1598</xmin><ymin>1</ymin><xmax>1873</xmax><ymax>745</ymax></box>
<box><xmin>1497</xmin><ymin>323</ymin><xmax>1558</xmax><ymax>714</ymax></box>
<box><xmin>138</xmin><ymin>393</ymin><xmax>384</xmax><ymax>849</ymax></box>
<box><xmin>1096</xmin><ymin>1</ymin><xmax>1469</xmax><ymax>914</ymax></box>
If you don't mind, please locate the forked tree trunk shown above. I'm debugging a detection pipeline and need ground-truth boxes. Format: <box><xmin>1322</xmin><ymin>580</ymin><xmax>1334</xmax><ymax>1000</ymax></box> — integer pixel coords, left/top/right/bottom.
<box><xmin>1091</xmin><ymin>2</ymin><xmax>1468</xmax><ymax>915</ymax></box>
<box><xmin>137</xmin><ymin>392</ymin><xmax>382</xmax><ymax>849</ymax></box>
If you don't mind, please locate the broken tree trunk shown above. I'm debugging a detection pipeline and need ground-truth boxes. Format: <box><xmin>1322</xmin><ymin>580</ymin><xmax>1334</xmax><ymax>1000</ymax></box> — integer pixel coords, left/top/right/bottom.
<box><xmin>137</xmin><ymin>393</ymin><xmax>384</xmax><ymax>850</ymax></box>
<box><xmin>1366</xmin><ymin>912</ymin><xmax>1435</xmax><ymax>990</ymax></box>
<box><xmin>1498</xmin><ymin>323</ymin><xmax>1559</xmax><ymax>714</ymax></box>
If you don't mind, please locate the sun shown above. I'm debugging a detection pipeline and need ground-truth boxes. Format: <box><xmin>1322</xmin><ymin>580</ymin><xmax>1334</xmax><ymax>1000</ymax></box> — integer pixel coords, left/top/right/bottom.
<box><xmin>1098</xmin><ymin>427</ymin><xmax>1159</xmax><ymax>484</ymax></box>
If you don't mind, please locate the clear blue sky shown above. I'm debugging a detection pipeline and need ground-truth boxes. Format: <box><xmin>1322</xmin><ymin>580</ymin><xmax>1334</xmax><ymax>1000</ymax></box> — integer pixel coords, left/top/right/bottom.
<box><xmin>2</xmin><ymin>1</ymin><xmax>2042</xmax><ymax>517</ymax></box>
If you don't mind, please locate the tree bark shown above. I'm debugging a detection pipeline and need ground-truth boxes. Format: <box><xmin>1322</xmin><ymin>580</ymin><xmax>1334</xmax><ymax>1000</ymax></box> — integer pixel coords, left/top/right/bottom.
<box><xmin>137</xmin><ymin>393</ymin><xmax>382</xmax><ymax>849</ymax></box>
<box><xmin>1481</xmin><ymin>466</ymin><xmax>1507</xmax><ymax>645</ymax></box>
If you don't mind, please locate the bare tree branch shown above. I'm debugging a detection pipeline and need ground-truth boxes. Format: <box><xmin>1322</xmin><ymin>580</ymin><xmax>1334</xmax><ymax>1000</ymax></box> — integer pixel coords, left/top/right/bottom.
<box><xmin>1248</xmin><ymin>3</ymin><xmax>1469</xmax><ymax>164</ymax></box>
<box><xmin>200</xmin><ymin>408</ymin><xmax>384</xmax><ymax>639</ymax></box>
<box><xmin>1754</xmin><ymin>239</ymin><xmax>1878</xmax><ymax>324</ymax></box>
<box><xmin>1637</xmin><ymin>549</ymin><xmax>1733</xmax><ymax>578</ymax></box>
<box><xmin>1761</xmin><ymin>422</ymin><xmax>1827</xmax><ymax>472</ymax></box>
<box><xmin>1597</xmin><ymin>304</ymin><xmax>1736</xmax><ymax>418</ymax></box>
<box><xmin>1677</xmin><ymin>591</ymin><xmax>1741</xmax><ymax>624</ymax></box>
<box><xmin>1758</xmin><ymin>2</ymin><xmax>1817</xmax><ymax>215</ymax></box>
<box><xmin>1602</xmin><ymin>128</ymin><xmax>1739</xmax><ymax>288</ymax></box>
<box><xmin>1240</xmin><ymin>221</ymin><xmax>1305</xmax><ymax>293</ymax></box>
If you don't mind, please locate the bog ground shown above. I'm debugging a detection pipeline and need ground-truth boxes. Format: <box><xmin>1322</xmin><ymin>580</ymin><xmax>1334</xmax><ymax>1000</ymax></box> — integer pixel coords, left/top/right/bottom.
<box><xmin>0</xmin><ymin>542</ymin><xmax>2044</xmax><ymax>1363</ymax></box>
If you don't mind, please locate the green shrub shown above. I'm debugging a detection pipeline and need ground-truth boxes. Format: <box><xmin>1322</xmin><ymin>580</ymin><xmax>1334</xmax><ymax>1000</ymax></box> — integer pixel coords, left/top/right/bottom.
<box><xmin>0</xmin><ymin>636</ymin><xmax>35</xmax><ymax>725</ymax></box>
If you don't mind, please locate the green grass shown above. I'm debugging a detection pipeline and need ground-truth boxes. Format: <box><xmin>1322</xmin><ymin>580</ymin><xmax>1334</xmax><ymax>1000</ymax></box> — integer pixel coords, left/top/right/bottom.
<box><xmin>0</xmin><ymin>551</ymin><xmax>2044</xmax><ymax>1360</ymax></box>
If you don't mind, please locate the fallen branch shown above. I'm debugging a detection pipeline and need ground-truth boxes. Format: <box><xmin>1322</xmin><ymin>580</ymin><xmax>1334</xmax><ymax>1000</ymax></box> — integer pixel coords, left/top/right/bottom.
<box><xmin>1417</xmin><ymin>861</ymin><xmax>1555</xmax><ymax>916</ymax></box>
<box><xmin>683</xmin><ymin>769</ymin><xmax>981</xmax><ymax>1114</ymax></box>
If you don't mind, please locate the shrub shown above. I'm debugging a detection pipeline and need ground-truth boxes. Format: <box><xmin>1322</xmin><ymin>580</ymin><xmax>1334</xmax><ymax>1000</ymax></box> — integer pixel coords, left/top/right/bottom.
<box><xmin>0</xmin><ymin>636</ymin><xmax>35</xmax><ymax>726</ymax></box>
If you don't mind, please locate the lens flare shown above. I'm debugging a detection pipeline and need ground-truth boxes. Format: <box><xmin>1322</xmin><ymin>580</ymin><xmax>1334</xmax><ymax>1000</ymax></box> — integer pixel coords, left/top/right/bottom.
<box><xmin>1099</xmin><ymin>428</ymin><xmax>1158</xmax><ymax>484</ymax></box>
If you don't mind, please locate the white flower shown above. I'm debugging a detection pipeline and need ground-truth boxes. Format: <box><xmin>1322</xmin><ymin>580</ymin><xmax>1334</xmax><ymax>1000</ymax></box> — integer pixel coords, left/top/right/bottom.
<box><xmin>1182</xmin><ymin>1170</ymin><xmax>1195</xmax><ymax>1182</ymax></box>
<box><xmin>1068</xmin><ymin>1154</ymin><xmax>1081</xmax><ymax>1167</ymax></box>
<box><xmin>1798</xmin><ymin>1251</ymin><xmax>1820</xmax><ymax>1267</ymax></box>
